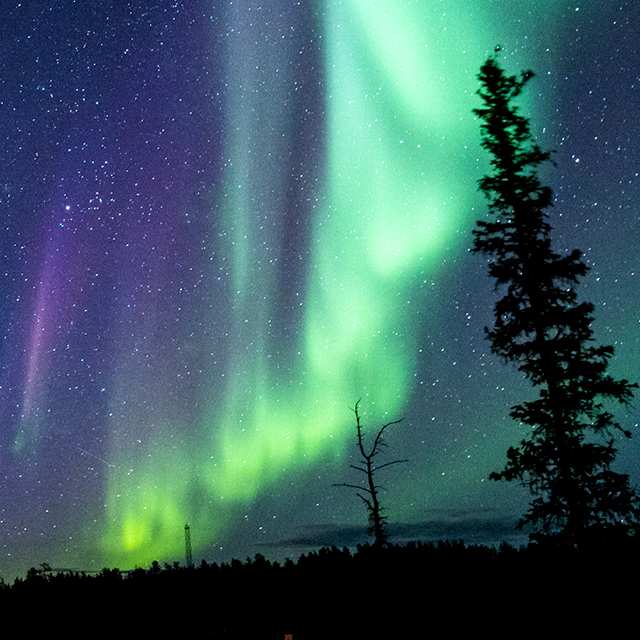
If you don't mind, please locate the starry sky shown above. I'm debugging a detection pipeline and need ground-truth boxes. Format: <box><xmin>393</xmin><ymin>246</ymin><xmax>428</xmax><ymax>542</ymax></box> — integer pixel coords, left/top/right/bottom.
<box><xmin>0</xmin><ymin>1</ymin><xmax>638</xmax><ymax>578</ymax></box>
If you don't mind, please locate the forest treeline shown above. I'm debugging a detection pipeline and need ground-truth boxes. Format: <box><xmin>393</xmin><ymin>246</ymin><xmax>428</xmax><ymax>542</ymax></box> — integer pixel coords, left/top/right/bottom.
<box><xmin>3</xmin><ymin>540</ymin><xmax>639</xmax><ymax>638</ymax></box>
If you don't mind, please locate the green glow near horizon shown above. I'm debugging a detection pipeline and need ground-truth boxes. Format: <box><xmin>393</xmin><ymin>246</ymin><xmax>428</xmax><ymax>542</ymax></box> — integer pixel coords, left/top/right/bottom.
<box><xmin>101</xmin><ymin>1</ymin><xmax>499</xmax><ymax>568</ymax></box>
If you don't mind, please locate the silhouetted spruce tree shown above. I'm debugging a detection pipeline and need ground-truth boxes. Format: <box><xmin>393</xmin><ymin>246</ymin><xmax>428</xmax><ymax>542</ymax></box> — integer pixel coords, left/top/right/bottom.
<box><xmin>334</xmin><ymin>400</ymin><xmax>405</xmax><ymax>547</ymax></box>
<box><xmin>473</xmin><ymin>52</ymin><xmax>639</xmax><ymax>546</ymax></box>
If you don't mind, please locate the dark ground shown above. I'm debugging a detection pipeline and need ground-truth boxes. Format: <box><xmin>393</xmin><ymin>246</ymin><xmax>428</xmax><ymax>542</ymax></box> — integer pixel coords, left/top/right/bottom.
<box><xmin>3</xmin><ymin>540</ymin><xmax>638</xmax><ymax>638</ymax></box>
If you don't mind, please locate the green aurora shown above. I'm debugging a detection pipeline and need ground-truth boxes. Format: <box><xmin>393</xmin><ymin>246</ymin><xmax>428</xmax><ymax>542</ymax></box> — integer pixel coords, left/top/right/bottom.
<box><xmin>101</xmin><ymin>1</ymin><xmax>551</xmax><ymax>568</ymax></box>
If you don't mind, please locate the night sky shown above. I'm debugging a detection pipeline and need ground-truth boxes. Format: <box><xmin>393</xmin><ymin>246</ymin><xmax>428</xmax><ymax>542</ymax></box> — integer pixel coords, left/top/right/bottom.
<box><xmin>1</xmin><ymin>1</ymin><xmax>638</xmax><ymax>578</ymax></box>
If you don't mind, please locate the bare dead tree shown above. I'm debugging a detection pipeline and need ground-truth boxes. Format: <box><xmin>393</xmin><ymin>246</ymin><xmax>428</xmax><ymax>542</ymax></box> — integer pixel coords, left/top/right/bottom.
<box><xmin>334</xmin><ymin>400</ymin><xmax>406</xmax><ymax>547</ymax></box>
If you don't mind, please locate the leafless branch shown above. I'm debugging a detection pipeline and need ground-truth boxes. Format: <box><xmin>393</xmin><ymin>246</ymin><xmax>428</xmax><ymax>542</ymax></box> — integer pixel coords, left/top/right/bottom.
<box><xmin>334</xmin><ymin>400</ymin><xmax>407</xmax><ymax>547</ymax></box>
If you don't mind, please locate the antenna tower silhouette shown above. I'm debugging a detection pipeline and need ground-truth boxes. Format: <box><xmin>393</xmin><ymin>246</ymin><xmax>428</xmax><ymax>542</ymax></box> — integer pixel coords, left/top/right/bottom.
<box><xmin>184</xmin><ymin>523</ymin><xmax>193</xmax><ymax>568</ymax></box>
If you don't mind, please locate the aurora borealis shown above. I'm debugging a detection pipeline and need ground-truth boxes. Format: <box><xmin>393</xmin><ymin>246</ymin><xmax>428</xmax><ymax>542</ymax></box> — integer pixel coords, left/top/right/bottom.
<box><xmin>1</xmin><ymin>1</ymin><xmax>638</xmax><ymax>578</ymax></box>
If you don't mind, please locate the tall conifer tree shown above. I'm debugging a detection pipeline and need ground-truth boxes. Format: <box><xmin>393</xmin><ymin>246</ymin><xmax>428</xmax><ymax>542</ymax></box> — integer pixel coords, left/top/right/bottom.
<box><xmin>473</xmin><ymin>52</ymin><xmax>639</xmax><ymax>546</ymax></box>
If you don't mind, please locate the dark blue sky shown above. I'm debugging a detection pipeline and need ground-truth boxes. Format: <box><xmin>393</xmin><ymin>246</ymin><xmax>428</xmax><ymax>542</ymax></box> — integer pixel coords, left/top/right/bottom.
<box><xmin>0</xmin><ymin>1</ymin><xmax>638</xmax><ymax>578</ymax></box>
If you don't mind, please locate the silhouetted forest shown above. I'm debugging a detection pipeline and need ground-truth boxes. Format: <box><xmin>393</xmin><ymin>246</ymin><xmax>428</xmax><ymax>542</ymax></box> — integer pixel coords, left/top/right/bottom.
<box><xmin>3</xmin><ymin>540</ymin><xmax>639</xmax><ymax>638</ymax></box>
